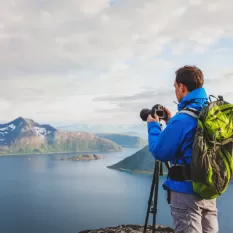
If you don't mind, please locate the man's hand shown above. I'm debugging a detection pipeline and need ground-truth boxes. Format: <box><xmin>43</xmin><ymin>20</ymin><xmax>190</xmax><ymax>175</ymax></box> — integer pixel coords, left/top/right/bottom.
<box><xmin>164</xmin><ymin>106</ymin><xmax>173</xmax><ymax>123</ymax></box>
<box><xmin>147</xmin><ymin>114</ymin><xmax>159</xmax><ymax>123</ymax></box>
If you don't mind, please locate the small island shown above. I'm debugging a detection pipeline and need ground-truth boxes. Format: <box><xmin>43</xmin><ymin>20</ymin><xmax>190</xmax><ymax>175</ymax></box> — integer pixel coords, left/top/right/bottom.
<box><xmin>61</xmin><ymin>154</ymin><xmax>104</xmax><ymax>161</ymax></box>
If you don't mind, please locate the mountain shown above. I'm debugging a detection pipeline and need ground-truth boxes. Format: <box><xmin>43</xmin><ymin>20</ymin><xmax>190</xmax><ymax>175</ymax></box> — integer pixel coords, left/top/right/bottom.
<box><xmin>107</xmin><ymin>146</ymin><xmax>168</xmax><ymax>174</ymax></box>
<box><xmin>0</xmin><ymin>117</ymin><xmax>123</xmax><ymax>155</ymax></box>
<box><xmin>95</xmin><ymin>133</ymin><xmax>147</xmax><ymax>148</ymax></box>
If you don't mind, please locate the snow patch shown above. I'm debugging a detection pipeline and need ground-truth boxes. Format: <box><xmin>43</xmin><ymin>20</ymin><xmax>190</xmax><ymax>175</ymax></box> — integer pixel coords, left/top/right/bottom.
<box><xmin>0</xmin><ymin>123</ymin><xmax>16</xmax><ymax>133</ymax></box>
<box><xmin>0</xmin><ymin>127</ymin><xmax>8</xmax><ymax>131</ymax></box>
<box><xmin>0</xmin><ymin>131</ymin><xmax>7</xmax><ymax>135</ymax></box>
<box><xmin>33</xmin><ymin>127</ymin><xmax>47</xmax><ymax>137</ymax></box>
<box><xmin>8</xmin><ymin>124</ymin><xmax>16</xmax><ymax>130</ymax></box>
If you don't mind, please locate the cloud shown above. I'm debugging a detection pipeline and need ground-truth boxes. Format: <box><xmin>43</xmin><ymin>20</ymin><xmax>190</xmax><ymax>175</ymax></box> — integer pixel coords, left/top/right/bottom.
<box><xmin>93</xmin><ymin>88</ymin><xmax>178</xmax><ymax>117</ymax></box>
<box><xmin>94</xmin><ymin>70</ymin><xmax>233</xmax><ymax>119</ymax></box>
<box><xmin>94</xmin><ymin>89</ymin><xmax>173</xmax><ymax>102</ymax></box>
<box><xmin>1</xmin><ymin>0</ymin><xmax>233</xmax><ymax>76</ymax></box>
<box><xmin>0</xmin><ymin>0</ymin><xmax>233</xmax><ymax>124</ymax></box>
<box><xmin>204</xmin><ymin>72</ymin><xmax>233</xmax><ymax>101</ymax></box>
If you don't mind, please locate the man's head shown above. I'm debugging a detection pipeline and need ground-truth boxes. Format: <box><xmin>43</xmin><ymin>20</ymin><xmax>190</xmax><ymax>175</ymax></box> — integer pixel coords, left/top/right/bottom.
<box><xmin>174</xmin><ymin>65</ymin><xmax>204</xmax><ymax>102</ymax></box>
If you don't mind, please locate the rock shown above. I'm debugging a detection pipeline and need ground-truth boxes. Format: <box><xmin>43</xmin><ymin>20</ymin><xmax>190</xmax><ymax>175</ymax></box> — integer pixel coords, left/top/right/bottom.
<box><xmin>79</xmin><ymin>224</ymin><xmax>174</xmax><ymax>233</ymax></box>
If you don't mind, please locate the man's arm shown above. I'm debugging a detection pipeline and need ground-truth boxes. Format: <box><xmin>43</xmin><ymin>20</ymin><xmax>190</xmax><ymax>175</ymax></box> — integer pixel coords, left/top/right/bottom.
<box><xmin>147</xmin><ymin>118</ymin><xmax>184</xmax><ymax>162</ymax></box>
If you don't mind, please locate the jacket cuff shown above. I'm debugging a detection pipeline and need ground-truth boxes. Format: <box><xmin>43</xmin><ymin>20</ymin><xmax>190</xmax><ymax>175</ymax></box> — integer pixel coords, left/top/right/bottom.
<box><xmin>147</xmin><ymin>121</ymin><xmax>161</xmax><ymax>131</ymax></box>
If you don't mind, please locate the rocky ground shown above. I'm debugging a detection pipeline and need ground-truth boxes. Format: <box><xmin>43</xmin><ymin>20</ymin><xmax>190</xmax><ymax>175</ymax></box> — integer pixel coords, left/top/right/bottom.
<box><xmin>79</xmin><ymin>224</ymin><xmax>174</xmax><ymax>233</ymax></box>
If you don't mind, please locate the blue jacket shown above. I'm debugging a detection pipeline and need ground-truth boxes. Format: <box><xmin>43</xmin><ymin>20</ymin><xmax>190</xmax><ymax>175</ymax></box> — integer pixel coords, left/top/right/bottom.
<box><xmin>147</xmin><ymin>87</ymin><xmax>208</xmax><ymax>194</ymax></box>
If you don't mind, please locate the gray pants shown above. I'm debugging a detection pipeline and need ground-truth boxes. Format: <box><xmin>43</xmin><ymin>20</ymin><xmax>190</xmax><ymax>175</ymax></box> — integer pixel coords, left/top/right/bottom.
<box><xmin>170</xmin><ymin>191</ymin><xmax>219</xmax><ymax>233</ymax></box>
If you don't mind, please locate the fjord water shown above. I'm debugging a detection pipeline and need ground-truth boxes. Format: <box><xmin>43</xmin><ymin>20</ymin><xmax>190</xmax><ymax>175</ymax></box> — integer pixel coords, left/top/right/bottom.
<box><xmin>0</xmin><ymin>148</ymin><xmax>232</xmax><ymax>233</ymax></box>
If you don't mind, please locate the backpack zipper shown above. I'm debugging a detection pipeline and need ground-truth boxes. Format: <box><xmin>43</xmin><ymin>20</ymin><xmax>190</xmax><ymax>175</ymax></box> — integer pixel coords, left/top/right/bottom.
<box><xmin>222</xmin><ymin>149</ymin><xmax>233</xmax><ymax>179</ymax></box>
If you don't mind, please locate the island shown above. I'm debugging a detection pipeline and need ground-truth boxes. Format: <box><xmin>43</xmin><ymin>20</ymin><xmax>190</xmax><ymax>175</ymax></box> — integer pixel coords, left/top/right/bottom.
<box><xmin>61</xmin><ymin>154</ymin><xmax>104</xmax><ymax>161</ymax></box>
<box><xmin>107</xmin><ymin>146</ymin><xmax>168</xmax><ymax>175</ymax></box>
<box><xmin>107</xmin><ymin>146</ymin><xmax>154</xmax><ymax>174</ymax></box>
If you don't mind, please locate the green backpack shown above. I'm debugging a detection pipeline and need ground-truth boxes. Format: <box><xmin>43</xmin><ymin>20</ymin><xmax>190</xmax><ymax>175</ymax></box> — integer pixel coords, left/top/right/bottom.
<box><xmin>182</xmin><ymin>95</ymin><xmax>233</xmax><ymax>199</ymax></box>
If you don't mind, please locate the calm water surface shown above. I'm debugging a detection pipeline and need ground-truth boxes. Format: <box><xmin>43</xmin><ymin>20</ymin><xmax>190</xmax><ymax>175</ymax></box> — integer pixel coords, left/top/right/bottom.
<box><xmin>0</xmin><ymin>148</ymin><xmax>232</xmax><ymax>233</ymax></box>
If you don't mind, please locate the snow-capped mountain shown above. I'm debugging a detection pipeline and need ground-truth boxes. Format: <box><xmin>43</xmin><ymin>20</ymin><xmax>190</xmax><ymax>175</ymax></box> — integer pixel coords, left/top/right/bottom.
<box><xmin>0</xmin><ymin>117</ymin><xmax>122</xmax><ymax>154</ymax></box>
<box><xmin>0</xmin><ymin>117</ymin><xmax>56</xmax><ymax>145</ymax></box>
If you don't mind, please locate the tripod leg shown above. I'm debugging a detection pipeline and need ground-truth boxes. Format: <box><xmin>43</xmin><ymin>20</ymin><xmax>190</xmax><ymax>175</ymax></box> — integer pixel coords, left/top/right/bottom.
<box><xmin>152</xmin><ymin>160</ymin><xmax>160</xmax><ymax>233</ymax></box>
<box><xmin>143</xmin><ymin>160</ymin><xmax>157</xmax><ymax>233</ymax></box>
<box><xmin>159</xmin><ymin>161</ymin><xmax>163</xmax><ymax>176</ymax></box>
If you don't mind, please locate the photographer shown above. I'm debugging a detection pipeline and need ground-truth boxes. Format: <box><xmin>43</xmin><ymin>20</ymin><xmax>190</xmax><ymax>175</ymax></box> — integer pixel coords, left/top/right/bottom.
<box><xmin>147</xmin><ymin>66</ymin><xmax>218</xmax><ymax>233</ymax></box>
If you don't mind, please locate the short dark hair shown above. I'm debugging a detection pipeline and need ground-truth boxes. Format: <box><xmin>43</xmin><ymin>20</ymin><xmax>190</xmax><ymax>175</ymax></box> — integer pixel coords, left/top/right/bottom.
<box><xmin>175</xmin><ymin>65</ymin><xmax>204</xmax><ymax>92</ymax></box>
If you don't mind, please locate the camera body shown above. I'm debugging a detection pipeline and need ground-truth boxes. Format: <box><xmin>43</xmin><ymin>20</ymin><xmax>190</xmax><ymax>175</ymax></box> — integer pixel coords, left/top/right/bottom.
<box><xmin>140</xmin><ymin>104</ymin><xmax>168</xmax><ymax>121</ymax></box>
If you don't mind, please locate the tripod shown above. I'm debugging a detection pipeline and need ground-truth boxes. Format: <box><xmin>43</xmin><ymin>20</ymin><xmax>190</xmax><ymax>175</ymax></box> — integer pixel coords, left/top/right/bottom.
<box><xmin>143</xmin><ymin>160</ymin><xmax>168</xmax><ymax>233</ymax></box>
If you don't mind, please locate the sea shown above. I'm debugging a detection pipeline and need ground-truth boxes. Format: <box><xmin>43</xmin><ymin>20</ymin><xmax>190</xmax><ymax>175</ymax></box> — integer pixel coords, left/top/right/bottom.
<box><xmin>0</xmin><ymin>147</ymin><xmax>232</xmax><ymax>233</ymax></box>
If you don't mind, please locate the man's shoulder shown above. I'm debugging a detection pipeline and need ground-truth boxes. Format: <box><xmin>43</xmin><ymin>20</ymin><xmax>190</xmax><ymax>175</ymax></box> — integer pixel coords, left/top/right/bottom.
<box><xmin>165</xmin><ymin>113</ymin><xmax>197</xmax><ymax>135</ymax></box>
<box><xmin>168</xmin><ymin>111</ymin><xmax>197</xmax><ymax>124</ymax></box>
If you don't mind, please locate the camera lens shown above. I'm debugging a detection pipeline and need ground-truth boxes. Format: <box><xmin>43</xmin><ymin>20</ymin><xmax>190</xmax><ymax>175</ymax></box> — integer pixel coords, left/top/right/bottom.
<box><xmin>140</xmin><ymin>109</ymin><xmax>151</xmax><ymax>121</ymax></box>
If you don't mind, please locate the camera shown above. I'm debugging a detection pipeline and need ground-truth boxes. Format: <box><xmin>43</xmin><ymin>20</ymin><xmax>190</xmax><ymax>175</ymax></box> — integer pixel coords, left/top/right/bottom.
<box><xmin>140</xmin><ymin>104</ymin><xmax>168</xmax><ymax>121</ymax></box>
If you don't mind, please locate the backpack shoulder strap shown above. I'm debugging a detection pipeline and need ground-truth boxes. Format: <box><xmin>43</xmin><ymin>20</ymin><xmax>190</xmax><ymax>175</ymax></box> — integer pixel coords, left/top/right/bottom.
<box><xmin>177</xmin><ymin>108</ymin><xmax>199</xmax><ymax>119</ymax></box>
<box><xmin>173</xmin><ymin>108</ymin><xmax>199</xmax><ymax>165</ymax></box>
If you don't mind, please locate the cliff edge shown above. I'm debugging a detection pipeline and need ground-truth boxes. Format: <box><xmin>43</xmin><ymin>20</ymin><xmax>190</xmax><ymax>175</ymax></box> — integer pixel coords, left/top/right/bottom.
<box><xmin>79</xmin><ymin>224</ymin><xmax>174</xmax><ymax>233</ymax></box>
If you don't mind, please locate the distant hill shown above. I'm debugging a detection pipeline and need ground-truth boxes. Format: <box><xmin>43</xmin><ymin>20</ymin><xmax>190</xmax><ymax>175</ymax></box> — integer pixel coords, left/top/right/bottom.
<box><xmin>95</xmin><ymin>133</ymin><xmax>147</xmax><ymax>148</ymax></box>
<box><xmin>0</xmin><ymin>117</ymin><xmax>123</xmax><ymax>155</ymax></box>
<box><xmin>108</xmin><ymin>146</ymin><xmax>168</xmax><ymax>174</ymax></box>
<box><xmin>56</xmin><ymin>123</ymin><xmax>148</xmax><ymax>140</ymax></box>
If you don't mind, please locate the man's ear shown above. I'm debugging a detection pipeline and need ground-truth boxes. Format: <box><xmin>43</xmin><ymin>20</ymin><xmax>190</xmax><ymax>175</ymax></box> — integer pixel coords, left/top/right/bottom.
<box><xmin>181</xmin><ymin>83</ymin><xmax>188</xmax><ymax>93</ymax></box>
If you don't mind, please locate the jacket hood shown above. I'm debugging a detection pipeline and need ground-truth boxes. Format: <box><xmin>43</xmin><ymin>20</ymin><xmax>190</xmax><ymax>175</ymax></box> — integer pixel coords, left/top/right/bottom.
<box><xmin>177</xmin><ymin>87</ymin><xmax>208</xmax><ymax>111</ymax></box>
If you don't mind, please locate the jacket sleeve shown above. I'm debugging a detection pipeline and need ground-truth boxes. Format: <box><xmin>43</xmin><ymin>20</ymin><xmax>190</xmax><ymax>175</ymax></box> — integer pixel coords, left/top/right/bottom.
<box><xmin>147</xmin><ymin>118</ymin><xmax>184</xmax><ymax>162</ymax></box>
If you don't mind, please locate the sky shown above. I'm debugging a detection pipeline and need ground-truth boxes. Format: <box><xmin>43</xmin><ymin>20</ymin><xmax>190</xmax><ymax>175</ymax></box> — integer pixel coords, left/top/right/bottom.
<box><xmin>0</xmin><ymin>0</ymin><xmax>233</xmax><ymax>125</ymax></box>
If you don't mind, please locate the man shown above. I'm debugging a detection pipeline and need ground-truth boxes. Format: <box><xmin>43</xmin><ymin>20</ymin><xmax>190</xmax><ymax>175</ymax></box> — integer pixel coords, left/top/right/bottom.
<box><xmin>147</xmin><ymin>65</ymin><xmax>219</xmax><ymax>233</ymax></box>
